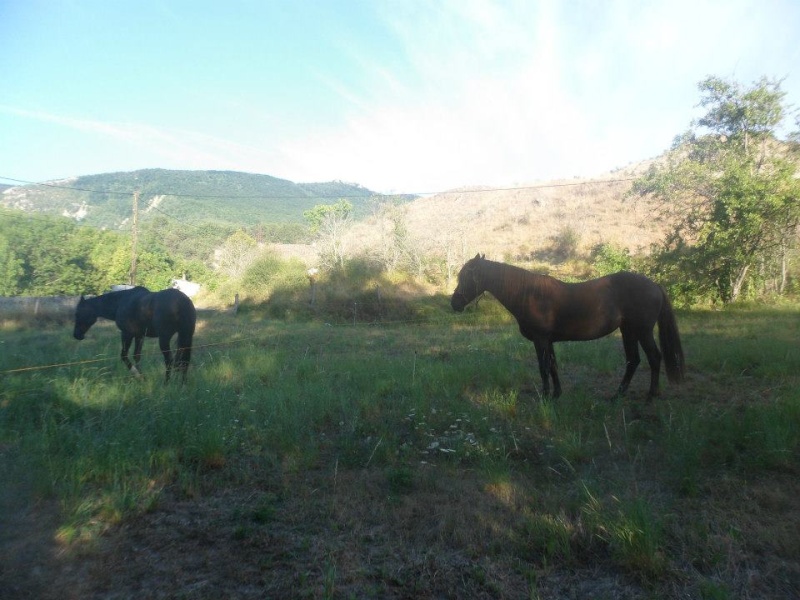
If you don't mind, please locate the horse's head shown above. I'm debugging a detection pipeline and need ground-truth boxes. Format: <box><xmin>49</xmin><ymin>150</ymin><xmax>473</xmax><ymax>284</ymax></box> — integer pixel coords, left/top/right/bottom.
<box><xmin>451</xmin><ymin>253</ymin><xmax>485</xmax><ymax>312</ymax></box>
<box><xmin>73</xmin><ymin>295</ymin><xmax>97</xmax><ymax>340</ymax></box>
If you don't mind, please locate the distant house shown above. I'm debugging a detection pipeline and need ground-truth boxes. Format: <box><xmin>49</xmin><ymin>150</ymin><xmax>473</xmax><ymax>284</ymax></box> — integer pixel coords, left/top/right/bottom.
<box><xmin>110</xmin><ymin>284</ymin><xmax>135</xmax><ymax>292</ymax></box>
<box><xmin>172</xmin><ymin>276</ymin><xmax>201</xmax><ymax>298</ymax></box>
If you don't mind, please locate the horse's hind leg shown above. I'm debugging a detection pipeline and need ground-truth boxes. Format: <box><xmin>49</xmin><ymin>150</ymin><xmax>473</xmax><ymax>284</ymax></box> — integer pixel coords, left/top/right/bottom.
<box><xmin>547</xmin><ymin>342</ymin><xmax>562</xmax><ymax>398</ymax></box>
<box><xmin>617</xmin><ymin>326</ymin><xmax>641</xmax><ymax>396</ymax></box>
<box><xmin>639</xmin><ymin>331</ymin><xmax>662</xmax><ymax>399</ymax></box>
<box><xmin>133</xmin><ymin>337</ymin><xmax>144</xmax><ymax>376</ymax></box>
<box><xmin>159</xmin><ymin>335</ymin><xmax>174</xmax><ymax>382</ymax></box>
<box><xmin>533</xmin><ymin>340</ymin><xmax>550</xmax><ymax>397</ymax></box>
<box><xmin>534</xmin><ymin>340</ymin><xmax>561</xmax><ymax>398</ymax></box>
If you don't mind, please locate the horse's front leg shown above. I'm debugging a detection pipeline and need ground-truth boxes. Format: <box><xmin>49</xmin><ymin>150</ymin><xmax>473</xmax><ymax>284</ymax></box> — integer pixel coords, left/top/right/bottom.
<box><xmin>120</xmin><ymin>333</ymin><xmax>142</xmax><ymax>377</ymax></box>
<box><xmin>159</xmin><ymin>335</ymin><xmax>174</xmax><ymax>383</ymax></box>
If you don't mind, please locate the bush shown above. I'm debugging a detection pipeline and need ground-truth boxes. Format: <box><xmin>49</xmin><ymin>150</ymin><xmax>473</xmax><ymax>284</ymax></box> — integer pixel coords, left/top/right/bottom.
<box><xmin>550</xmin><ymin>226</ymin><xmax>581</xmax><ymax>262</ymax></box>
<box><xmin>241</xmin><ymin>252</ymin><xmax>286</xmax><ymax>298</ymax></box>
<box><xmin>592</xmin><ymin>243</ymin><xmax>632</xmax><ymax>276</ymax></box>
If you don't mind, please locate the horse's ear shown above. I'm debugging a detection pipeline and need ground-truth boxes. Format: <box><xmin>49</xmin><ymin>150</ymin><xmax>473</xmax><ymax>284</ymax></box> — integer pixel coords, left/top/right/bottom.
<box><xmin>480</xmin><ymin>253</ymin><xmax>485</xmax><ymax>260</ymax></box>
<box><xmin>79</xmin><ymin>294</ymin><xmax>84</xmax><ymax>302</ymax></box>
<box><xmin>474</xmin><ymin>253</ymin><xmax>481</xmax><ymax>260</ymax></box>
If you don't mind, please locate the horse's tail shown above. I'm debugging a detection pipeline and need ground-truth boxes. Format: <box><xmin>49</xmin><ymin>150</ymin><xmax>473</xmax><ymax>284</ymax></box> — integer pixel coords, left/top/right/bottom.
<box><xmin>175</xmin><ymin>299</ymin><xmax>197</xmax><ymax>377</ymax></box>
<box><xmin>658</xmin><ymin>288</ymin><xmax>685</xmax><ymax>384</ymax></box>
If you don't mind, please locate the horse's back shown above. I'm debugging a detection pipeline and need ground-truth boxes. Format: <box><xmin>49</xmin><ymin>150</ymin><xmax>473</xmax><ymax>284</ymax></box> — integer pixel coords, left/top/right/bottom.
<box><xmin>605</xmin><ymin>272</ymin><xmax>664</xmax><ymax>321</ymax></box>
<box><xmin>553</xmin><ymin>272</ymin><xmax>662</xmax><ymax>338</ymax></box>
<box><xmin>605</xmin><ymin>271</ymin><xmax>662</xmax><ymax>297</ymax></box>
<box><xmin>152</xmin><ymin>288</ymin><xmax>197</xmax><ymax>332</ymax></box>
<box><xmin>112</xmin><ymin>287</ymin><xmax>153</xmax><ymax>331</ymax></box>
<box><xmin>153</xmin><ymin>288</ymin><xmax>194</xmax><ymax>307</ymax></box>
<box><xmin>120</xmin><ymin>288</ymin><xmax>195</xmax><ymax>338</ymax></box>
<box><xmin>561</xmin><ymin>271</ymin><xmax>658</xmax><ymax>305</ymax></box>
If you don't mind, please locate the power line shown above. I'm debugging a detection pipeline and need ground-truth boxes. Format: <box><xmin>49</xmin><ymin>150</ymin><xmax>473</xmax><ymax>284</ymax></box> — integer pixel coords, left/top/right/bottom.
<box><xmin>0</xmin><ymin>173</ymin><xmax>638</xmax><ymax>202</ymax></box>
<box><xmin>413</xmin><ymin>178</ymin><xmax>637</xmax><ymax>195</ymax></box>
<box><xmin>0</xmin><ymin>193</ymin><xmax>210</xmax><ymax>232</ymax></box>
<box><xmin>0</xmin><ymin>175</ymin><xmax>389</xmax><ymax>200</ymax></box>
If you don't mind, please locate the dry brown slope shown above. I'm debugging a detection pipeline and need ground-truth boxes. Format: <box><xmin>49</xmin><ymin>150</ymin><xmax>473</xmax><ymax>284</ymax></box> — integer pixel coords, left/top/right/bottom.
<box><xmin>344</xmin><ymin>164</ymin><xmax>667</xmax><ymax>267</ymax></box>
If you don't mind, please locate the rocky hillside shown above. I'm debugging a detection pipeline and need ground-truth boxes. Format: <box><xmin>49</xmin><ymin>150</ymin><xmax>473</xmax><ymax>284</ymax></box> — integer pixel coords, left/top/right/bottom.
<box><xmin>0</xmin><ymin>169</ymin><xmax>393</xmax><ymax>230</ymax></box>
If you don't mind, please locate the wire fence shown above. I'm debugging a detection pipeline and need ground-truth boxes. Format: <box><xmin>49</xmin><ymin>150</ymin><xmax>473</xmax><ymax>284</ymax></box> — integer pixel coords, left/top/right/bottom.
<box><xmin>0</xmin><ymin>295</ymin><xmax>80</xmax><ymax>319</ymax></box>
<box><xmin>0</xmin><ymin>298</ymin><xmax>478</xmax><ymax>378</ymax></box>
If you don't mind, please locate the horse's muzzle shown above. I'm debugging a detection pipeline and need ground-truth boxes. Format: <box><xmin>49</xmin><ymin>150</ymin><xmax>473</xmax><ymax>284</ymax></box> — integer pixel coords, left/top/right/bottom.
<box><xmin>450</xmin><ymin>294</ymin><xmax>466</xmax><ymax>312</ymax></box>
<box><xmin>74</xmin><ymin>330</ymin><xmax>85</xmax><ymax>341</ymax></box>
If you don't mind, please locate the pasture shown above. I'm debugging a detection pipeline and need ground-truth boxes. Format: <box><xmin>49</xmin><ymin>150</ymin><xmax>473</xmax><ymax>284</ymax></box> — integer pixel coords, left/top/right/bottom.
<box><xmin>1</xmin><ymin>298</ymin><xmax>799</xmax><ymax>599</ymax></box>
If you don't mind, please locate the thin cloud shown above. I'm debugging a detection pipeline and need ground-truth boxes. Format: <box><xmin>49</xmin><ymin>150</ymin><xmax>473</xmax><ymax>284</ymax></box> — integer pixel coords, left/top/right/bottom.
<box><xmin>0</xmin><ymin>104</ymin><xmax>285</xmax><ymax>177</ymax></box>
<box><xmin>3</xmin><ymin>1</ymin><xmax>798</xmax><ymax>191</ymax></box>
<box><xmin>0</xmin><ymin>105</ymin><xmax>147</xmax><ymax>142</ymax></box>
<box><xmin>282</xmin><ymin>0</ymin><xmax>800</xmax><ymax>191</ymax></box>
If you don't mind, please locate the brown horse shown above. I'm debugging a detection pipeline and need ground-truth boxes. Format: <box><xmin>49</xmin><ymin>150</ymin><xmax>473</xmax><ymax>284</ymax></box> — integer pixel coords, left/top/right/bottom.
<box><xmin>451</xmin><ymin>254</ymin><xmax>684</xmax><ymax>399</ymax></box>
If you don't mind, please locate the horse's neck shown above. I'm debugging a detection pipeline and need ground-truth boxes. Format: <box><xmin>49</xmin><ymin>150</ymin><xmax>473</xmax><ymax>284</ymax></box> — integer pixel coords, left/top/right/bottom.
<box><xmin>480</xmin><ymin>261</ymin><xmax>535</xmax><ymax>313</ymax></box>
<box><xmin>93</xmin><ymin>293</ymin><xmax>125</xmax><ymax>320</ymax></box>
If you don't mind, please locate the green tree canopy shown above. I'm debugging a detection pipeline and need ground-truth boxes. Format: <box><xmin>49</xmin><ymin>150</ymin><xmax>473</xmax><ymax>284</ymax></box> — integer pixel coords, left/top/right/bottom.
<box><xmin>0</xmin><ymin>210</ymin><xmax>179</xmax><ymax>296</ymax></box>
<box><xmin>0</xmin><ymin>230</ymin><xmax>24</xmax><ymax>295</ymax></box>
<box><xmin>634</xmin><ymin>76</ymin><xmax>800</xmax><ymax>304</ymax></box>
<box><xmin>303</xmin><ymin>199</ymin><xmax>353</xmax><ymax>235</ymax></box>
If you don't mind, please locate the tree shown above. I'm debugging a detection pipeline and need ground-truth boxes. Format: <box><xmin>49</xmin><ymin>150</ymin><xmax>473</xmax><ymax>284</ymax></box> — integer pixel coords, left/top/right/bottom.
<box><xmin>0</xmin><ymin>210</ymin><xmax>182</xmax><ymax>296</ymax></box>
<box><xmin>634</xmin><ymin>76</ymin><xmax>800</xmax><ymax>303</ymax></box>
<box><xmin>304</xmin><ymin>200</ymin><xmax>353</xmax><ymax>270</ymax></box>
<box><xmin>133</xmin><ymin>248</ymin><xmax>178</xmax><ymax>290</ymax></box>
<box><xmin>16</xmin><ymin>218</ymin><xmax>98</xmax><ymax>295</ymax></box>
<box><xmin>216</xmin><ymin>230</ymin><xmax>259</xmax><ymax>278</ymax></box>
<box><xmin>0</xmin><ymin>232</ymin><xmax>23</xmax><ymax>295</ymax></box>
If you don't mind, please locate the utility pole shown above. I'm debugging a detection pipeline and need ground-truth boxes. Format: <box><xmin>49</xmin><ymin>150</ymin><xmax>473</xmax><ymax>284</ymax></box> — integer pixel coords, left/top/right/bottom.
<box><xmin>129</xmin><ymin>191</ymin><xmax>139</xmax><ymax>286</ymax></box>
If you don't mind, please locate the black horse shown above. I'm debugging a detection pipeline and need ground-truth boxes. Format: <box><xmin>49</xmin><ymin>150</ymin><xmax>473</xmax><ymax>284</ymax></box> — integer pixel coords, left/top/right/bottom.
<box><xmin>451</xmin><ymin>254</ymin><xmax>684</xmax><ymax>399</ymax></box>
<box><xmin>74</xmin><ymin>286</ymin><xmax>196</xmax><ymax>382</ymax></box>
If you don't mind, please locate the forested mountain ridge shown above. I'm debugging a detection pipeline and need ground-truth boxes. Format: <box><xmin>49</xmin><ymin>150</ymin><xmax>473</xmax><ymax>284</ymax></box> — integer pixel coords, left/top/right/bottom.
<box><xmin>1</xmin><ymin>169</ymin><xmax>398</xmax><ymax>229</ymax></box>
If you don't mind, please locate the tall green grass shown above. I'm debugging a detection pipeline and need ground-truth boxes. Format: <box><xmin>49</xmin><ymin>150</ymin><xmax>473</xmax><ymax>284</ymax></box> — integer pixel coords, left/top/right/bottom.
<box><xmin>1</xmin><ymin>300</ymin><xmax>799</xmax><ymax>587</ymax></box>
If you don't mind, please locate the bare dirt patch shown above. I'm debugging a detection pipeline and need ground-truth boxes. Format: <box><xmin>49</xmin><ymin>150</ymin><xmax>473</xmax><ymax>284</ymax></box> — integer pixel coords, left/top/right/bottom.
<box><xmin>2</xmin><ymin>461</ymin><xmax>647</xmax><ymax>600</ymax></box>
<box><xmin>4</xmin><ymin>456</ymin><xmax>798</xmax><ymax>599</ymax></box>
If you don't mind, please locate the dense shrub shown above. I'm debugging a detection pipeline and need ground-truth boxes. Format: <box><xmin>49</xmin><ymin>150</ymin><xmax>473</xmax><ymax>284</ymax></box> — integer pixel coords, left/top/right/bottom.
<box><xmin>592</xmin><ymin>243</ymin><xmax>632</xmax><ymax>276</ymax></box>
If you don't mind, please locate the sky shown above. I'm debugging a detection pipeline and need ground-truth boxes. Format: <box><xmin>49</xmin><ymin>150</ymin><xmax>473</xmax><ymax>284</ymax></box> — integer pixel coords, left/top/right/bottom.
<box><xmin>2</xmin><ymin>0</ymin><xmax>799</xmax><ymax>195</ymax></box>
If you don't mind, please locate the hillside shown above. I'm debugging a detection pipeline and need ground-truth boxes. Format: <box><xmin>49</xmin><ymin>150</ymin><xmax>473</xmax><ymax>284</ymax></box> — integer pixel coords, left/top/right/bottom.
<box><xmin>342</xmin><ymin>161</ymin><xmax>666</xmax><ymax>273</ymax></box>
<box><xmin>0</xmin><ymin>169</ymin><xmax>392</xmax><ymax>230</ymax></box>
<box><xmin>2</xmin><ymin>164</ymin><xmax>670</xmax><ymax>275</ymax></box>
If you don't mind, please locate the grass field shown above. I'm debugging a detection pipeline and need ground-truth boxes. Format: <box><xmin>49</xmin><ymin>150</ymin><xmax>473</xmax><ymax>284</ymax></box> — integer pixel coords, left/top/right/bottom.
<box><xmin>1</xmin><ymin>297</ymin><xmax>799</xmax><ymax>599</ymax></box>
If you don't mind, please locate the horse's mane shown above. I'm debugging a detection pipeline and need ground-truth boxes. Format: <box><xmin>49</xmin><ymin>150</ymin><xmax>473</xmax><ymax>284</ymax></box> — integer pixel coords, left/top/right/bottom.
<box><xmin>481</xmin><ymin>259</ymin><xmax>559</xmax><ymax>298</ymax></box>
